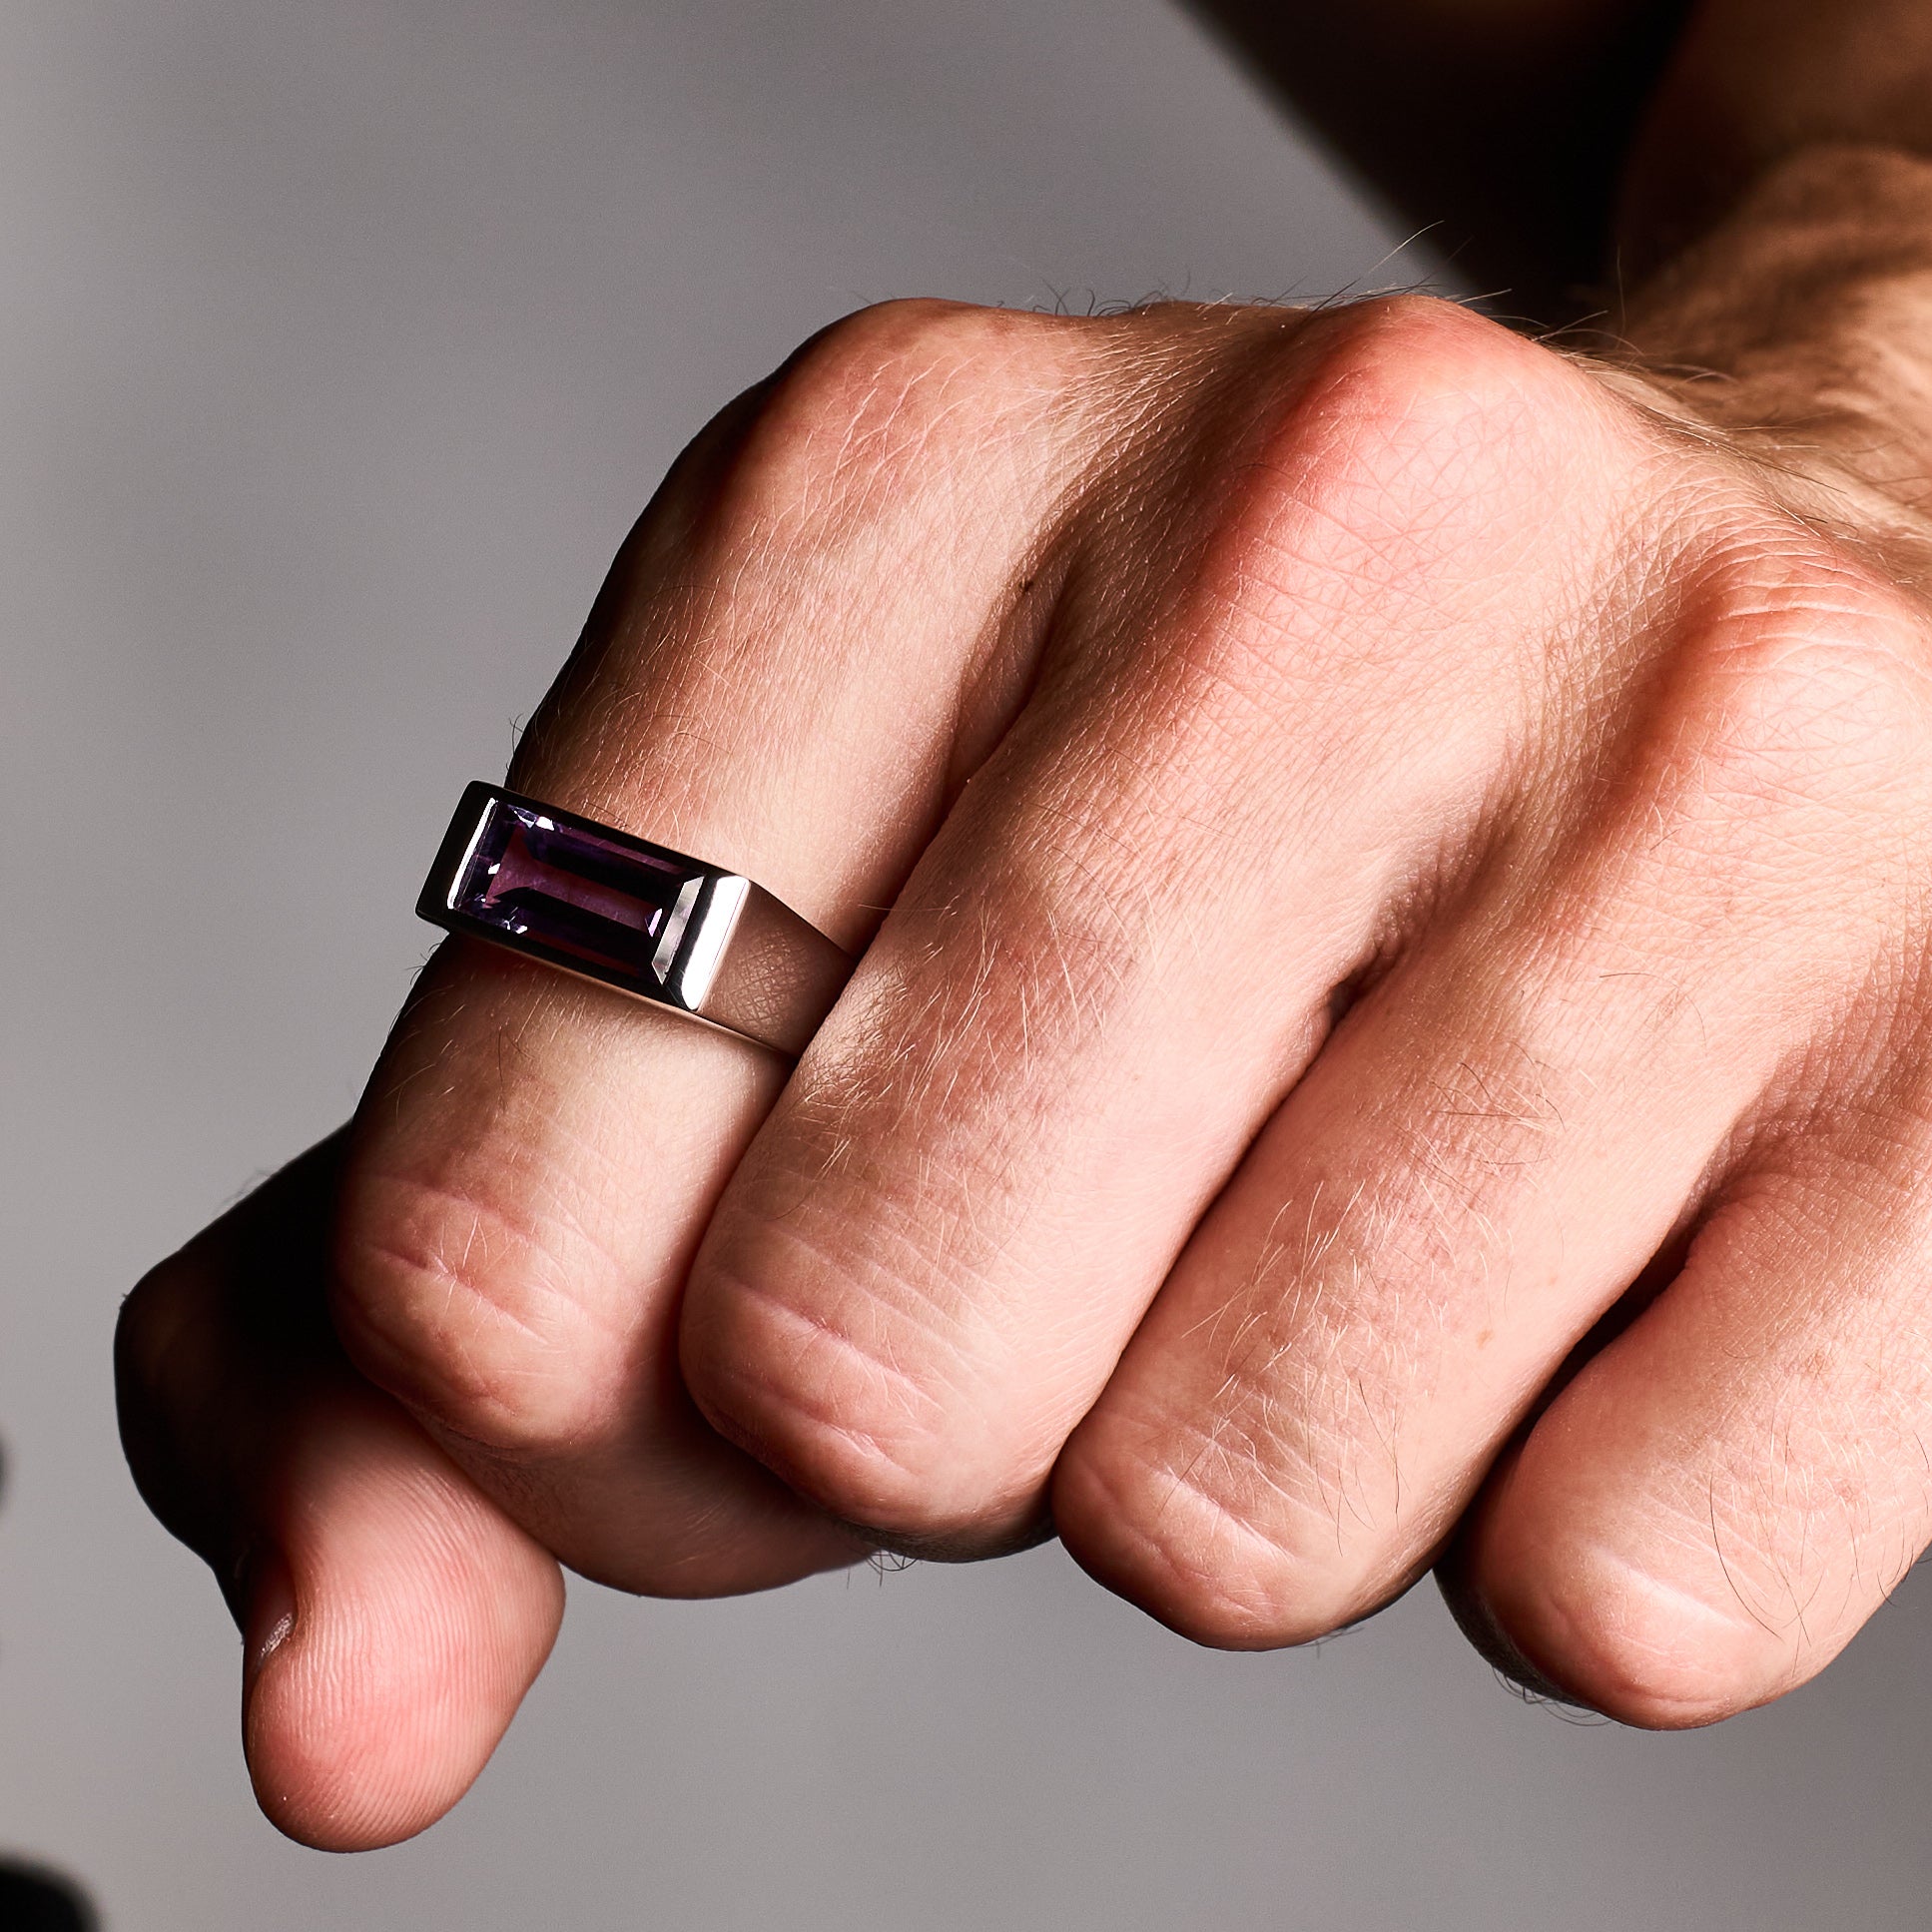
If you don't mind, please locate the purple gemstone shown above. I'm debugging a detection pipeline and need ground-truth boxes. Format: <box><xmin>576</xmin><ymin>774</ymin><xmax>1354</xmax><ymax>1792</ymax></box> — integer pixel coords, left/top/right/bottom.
<box><xmin>445</xmin><ymin>796</ymin><xmax>706</xmax><ymax>993</ymax></box>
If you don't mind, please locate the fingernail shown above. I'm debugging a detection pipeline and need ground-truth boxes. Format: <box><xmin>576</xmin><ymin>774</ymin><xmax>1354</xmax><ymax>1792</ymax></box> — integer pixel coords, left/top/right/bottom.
<box><xmin>238</xmin><ymin>1544</ymin><xmax>298</xmax><ymax>1679</ymax></box>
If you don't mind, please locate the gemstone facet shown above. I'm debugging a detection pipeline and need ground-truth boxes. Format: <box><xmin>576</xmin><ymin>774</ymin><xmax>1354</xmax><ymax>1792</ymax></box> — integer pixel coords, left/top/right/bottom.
<box><xmin>417</xmin><ymin>780</ymin><xmax>852</xmax><ymax>1054</ymax></box>
<box><xmin>423</xmin><ymin>787</ymin><xmax>718</xmax><ymax>1003</ymax></box>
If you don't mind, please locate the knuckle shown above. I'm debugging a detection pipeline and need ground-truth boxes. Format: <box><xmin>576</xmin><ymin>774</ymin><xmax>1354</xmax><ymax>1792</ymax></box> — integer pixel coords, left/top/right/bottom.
<box><xmin>1279</xmin><ymin>294</ymin><xmax>1583</xmax><ymax>495</ymax></box>
<box><xmin>1176</xmin><ymin>296</ymin><xmax>1614</xmax><ymax>743</ymax></box>
<box><xmin>1054</xmin><ymin>1406</ymin><xmax>1396</xmax><ymax>1650</ymax></box>
<box><xmin>114</xmin><ymin>1264</ymin><xmax>210</xmax><ymax>1501</ymax></box>
<box><xmin>116</xmin><ymin>1242</ymin><xmax>267</xmax><ymax>1437</ymax></box>
<box><xmin>1678</xmin><ymin>544</ymin><xmax>1932</xmax><ymax>801</ymax></box>
<box><xmin>330</xmin><ymin>1165</ymin><xmax>623</xmax><ymax>1456</ymax></box>
<box><xmin>1298</xmin><ymin>292</ymin><xmax>1533</xmax><ymax>402</ymax></box>
<box><xmin>115</xmin><ymin>1255</ymin><xmax>253</xmax><ymax>1553</ymax></box>
<box><xmin>1643</xmin><ymin>540</ymin><xmax>1932</xmax><ymax>923</ymax></box>
<box><xmin>786</xmin><ymin>294</ymin><xmax>1007</xmax><ymax>387</ymax></box>
<box><xmin>1484</xmin><ymin>1541</ymin><xmax>1774</xmax><ymax>1729</ymax></box>
<box><xmin>115</xmin><ymin>1262</ymin><xmax>194</xmax><ymax>1403</ymax></box>
<box><xmin>726</xmin><ymin>298</ymin><xmax>1068</xmax><ymax>524</ymax></box>
<box><xmin>682</xmin><ymin>1220</ymin><xmax>1026</xmax><ymax>1544</ymax></box>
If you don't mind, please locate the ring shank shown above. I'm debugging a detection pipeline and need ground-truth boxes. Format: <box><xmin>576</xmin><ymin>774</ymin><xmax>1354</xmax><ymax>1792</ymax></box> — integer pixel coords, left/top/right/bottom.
<box><xmin>698</xmin><ymin>883</ymin><xmax>853</xmax><ymax>1057</ymax></box>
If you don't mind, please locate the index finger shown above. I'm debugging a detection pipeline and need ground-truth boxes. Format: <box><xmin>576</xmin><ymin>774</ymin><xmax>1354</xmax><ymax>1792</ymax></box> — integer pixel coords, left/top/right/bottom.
<box><xmin>328</xmin><ymin>301</ymin><xmax>1107</xmax><ymax>1593</ymax></box>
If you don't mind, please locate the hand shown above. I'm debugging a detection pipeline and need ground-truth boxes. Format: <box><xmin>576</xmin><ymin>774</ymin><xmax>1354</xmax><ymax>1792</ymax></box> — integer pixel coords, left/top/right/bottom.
<box><xmin>120</xmin><ymin>151</ymin><xmax>1932</xmax><ymax>1847</ymax></box>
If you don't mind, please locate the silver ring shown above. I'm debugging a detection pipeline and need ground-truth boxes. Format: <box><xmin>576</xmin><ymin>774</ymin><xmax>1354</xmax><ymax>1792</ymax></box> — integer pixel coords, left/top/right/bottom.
<box><xmin>416</xmin><ymin>781</ymin><xmax>851</xmax><ymax>1056</ymax></box>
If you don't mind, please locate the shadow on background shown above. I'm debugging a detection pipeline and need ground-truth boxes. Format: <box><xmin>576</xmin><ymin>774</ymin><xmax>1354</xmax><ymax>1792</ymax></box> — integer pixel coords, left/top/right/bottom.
<box><xmin>0</xmin><ymin>1858</ymin><xmax>98</xmax><ymax>1931</ymax></box>
<box><xmin>1180</xmin><ymin>0</ymin><xmax>1692</xmax><ymax>322</ymax></box>
<box><xmin>0</xmin><ymin>1438</ymin><xmax>101</xmax><ymax>1930</ymax></box>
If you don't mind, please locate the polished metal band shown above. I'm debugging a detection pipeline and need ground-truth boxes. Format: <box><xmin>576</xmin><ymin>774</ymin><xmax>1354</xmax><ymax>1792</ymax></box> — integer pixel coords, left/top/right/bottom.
<box><xmin>416</xmin><ymin>781</ymin><xmax>851</xmax><ymax>1056</ymax></box>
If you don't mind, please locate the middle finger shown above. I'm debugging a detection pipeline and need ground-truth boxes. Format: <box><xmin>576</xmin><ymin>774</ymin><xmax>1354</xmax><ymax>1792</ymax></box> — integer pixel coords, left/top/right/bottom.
<box><xmin>677</xmin><ymin>302</ymin><xmax>1644</xmax><ymax>1555</ymax></box>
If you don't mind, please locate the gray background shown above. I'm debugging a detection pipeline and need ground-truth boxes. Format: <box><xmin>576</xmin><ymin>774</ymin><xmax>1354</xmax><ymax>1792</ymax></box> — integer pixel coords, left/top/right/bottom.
<box><xmin>2</xmin><ymin>1</ymin><xmax>1930</xmax><ymax>1926</ymax></box>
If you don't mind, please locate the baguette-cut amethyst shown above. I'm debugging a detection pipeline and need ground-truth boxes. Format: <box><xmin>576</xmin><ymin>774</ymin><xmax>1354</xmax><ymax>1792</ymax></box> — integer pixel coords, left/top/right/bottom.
<box><xmin>442</xmin><ymin>794</ymin><xmax>707</xmax><ymax>992</ymax></box>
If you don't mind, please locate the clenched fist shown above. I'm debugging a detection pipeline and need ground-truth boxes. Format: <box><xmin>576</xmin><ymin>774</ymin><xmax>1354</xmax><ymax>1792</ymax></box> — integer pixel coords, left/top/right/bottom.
<box><xmin>119</xmin><ymin>143</ymin><xmax>1932</xmax><ymax>1848</ymax></box>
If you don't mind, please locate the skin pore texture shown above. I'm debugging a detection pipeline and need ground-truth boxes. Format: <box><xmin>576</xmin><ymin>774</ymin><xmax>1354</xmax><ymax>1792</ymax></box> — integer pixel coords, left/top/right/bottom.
<box><xmin>117</xmin><ymin>0</ymin><xmax>1932</xmax><ymax>1851</ymax></box>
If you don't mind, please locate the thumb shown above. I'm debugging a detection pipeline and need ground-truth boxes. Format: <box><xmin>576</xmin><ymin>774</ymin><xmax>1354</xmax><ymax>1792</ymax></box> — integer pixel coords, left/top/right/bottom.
<box><xmin>118</xmin><ymin>1134</ymin><xmax>563</xmax><ymax>1850</ymax></box>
